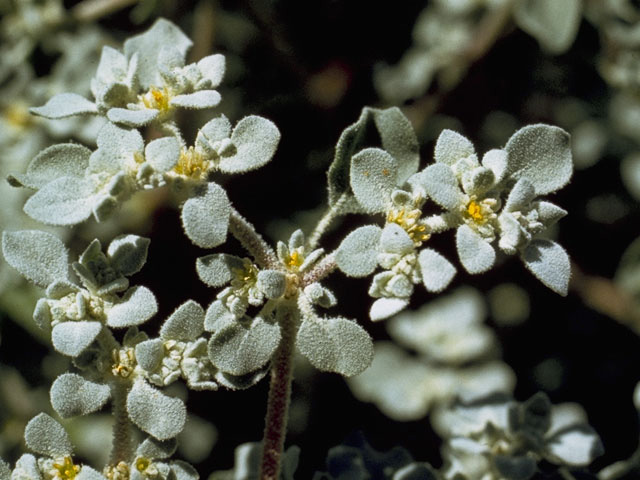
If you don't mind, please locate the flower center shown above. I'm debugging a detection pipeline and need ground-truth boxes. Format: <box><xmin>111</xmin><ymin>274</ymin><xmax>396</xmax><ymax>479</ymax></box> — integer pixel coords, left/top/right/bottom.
<box><xmin>387</xmin><ymin>208</ymin><xmax>430</xmax><ymax>247</ymax></box>
<box><xmin>52</xmin><ymin>456</ymin><xmax>80</xmax><ymax>480</ymax></box>
<box><xmin>173</xmin><ymin>147</ymin><xmax>210</xmax><ymax>179</ymax></box>
<box><xmin>103</xmin><ymin>462</ymin><xmax>129</xmax><ymax>480</ymax></box>
<box><xmin>466</xmin><ymin>200</ymin><xmax>484</xmax><ymax>222</ymax></box>
<box><xmin>111</xmin><ymin>347</ymin><xmax>136</xmax><ymax>378</ymax></box>
<box><xmin>139</xmin><ymin>86</ymin><xmax>171</xmax><ymax>112</ymax></box>
<box><xmin>4</xmin><ymin>103</ymin><xmax>33</xmax><ymax>129</ymax></box>
<box><xmin>230</xmin><ymin>258</ymin><xmax>259</xmax><ymax>294</ymax></box>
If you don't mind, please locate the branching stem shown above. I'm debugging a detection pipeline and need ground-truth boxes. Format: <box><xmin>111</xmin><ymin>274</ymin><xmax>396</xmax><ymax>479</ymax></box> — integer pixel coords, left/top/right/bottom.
<box><xmin>307</xmin><ymin>194</ymin><xmax>348</xmax><ymax>250</ymax></box>
<box><xmin>229</xmin><ymin>208</ymin><xmax>279</xmax><ymax>269</ymax></box>
<box><xmin>109</xmin><ymin>380</ymin><xmax>133</xmax><ymax>465</ymax></box>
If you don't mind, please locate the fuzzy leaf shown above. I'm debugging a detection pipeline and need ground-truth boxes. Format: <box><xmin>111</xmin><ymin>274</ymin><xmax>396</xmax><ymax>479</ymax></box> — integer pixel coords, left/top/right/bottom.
<box><xmin>137</xmin><ymin>437</ymin><xmax>178</xmax><ymax>459</ymax></box>
<box><xmin>170</xmin><ymin>90</ymin><xmax>221</xmax><ymax>109</ymax></box>
<box><xmin>2</xmin><ymin>230</ymin><xmax>69</xmax><ymax>288</ymax></box>
<box><xmin>336</xmin><ymin>225</ymin><xmax>382</xmax><ymax>277</ymax></box>
<box><xmin>0</xmin><ymin>459</ymin><xmax>10</xmax><ymax>480</ymax></box>
<box><xmin>107</xmin><ymin>235</ymin><xmax>150</xmax><ymax>276</ymax></box>
<box><xmin>545</xmin><ymin>426</ymin><xmax>603</xmax><ymax>466</ymax></box>
<box><xmin>170</xmin><ymin>461</ymin><xmax>199</xmax><ymax>480</ymax></box>
<box><xmin>207</xmin><ymin>317</ymin><xmax>281</xmax><ymax>376</ymax></box>
<box><xmin>456</xmin><ymin>225</ymin><xmax>496</xmax><ymax>274</ymax></box>
<box><xmin>379</xmin><ymin>223</ymin><xmax>414</xmax><ymax>255</ymax></box>
<box><xmin>350</xmin><ymin>148</ymin><xmax>397</xmax><ymax>213</ymax></box>
<box><xmin>505</xmin><ymin>178</ymin><xmax>536</xmax><ymax>212</ymax></box>
<box><xmin>160</xmin><ymin>300</ymin><xmax>205</xmax><ymax>341</ymax></box>
<box><xmin>217</xmin><ymin>116</ymin><xmax>281</xmax><ymax>174</ymax></box>
<box><xmin>50</xmin><ymin>373</ymin><xmax>111</xmax><ymax>418</ymax></box>
<box><xmin>30</xmin><ymin>93</ymin><xmax>97</xmax><ymax>119</ymax></box>
<box><xmin>13</xmin><ymin>454</ymin><xmax>40</xmax><ymax>480</ymax></box>
<box><xmin>419</xmin><ymin>163</ymin><xmax>463</xmax><ymax>210</ymax></box>
<box><xmin>145</xmin><ymin>137</ymin><xmax>180</xmax><ymax>173</ymax></box>
<box><xmin>24</xmin><ymin>176</ymin><xmax>96</xmax><ymax>225</ymax></box>
<box><xmin>494</xmin><ymin>455</ymin><xmax>537</xmax><ymax>480</ymax></box>
<box><xmin>514</xmin><ymin>0</ymin><xmax>582</xmax><ymax>54</ymax></box>
<box><xmin>435</xmin><ymin>129</ymin><xmax>475</xmax><ymax>166</ymax></box>
<box><xmin>521</xmin><ymin>239</ymin><xmax>570</xmax><ymax>296</ymax></box>
<box><xmin>197</xmin><ymin>115</ymin><xmax>232</xmax><ymax>148</ymax></box>
<box><xmin>196</xmin><ymin>253</ymin><xmax>243</xmax><ymax>287</ymax></box>
<box><xmin>204</xmin><ymin>300</ymin><xmax>236</xmax><ymax>332</ymax></box>
<box><xmin>370</xmin><ymin>297</ymin><xmax>410</xmax><ymax>321</ymax></box>
<box><xmin>505</xmin><ymin>124</ymin><xmax>573</xmax><ymax>195</ymax></box>
<box><xmin>256</xmin><ymin>270</ymin><xmax>286</xmax><ymax>299</ymax></box>
<box><xmin>107</xmin><ymin>108</ymin><xmax>159</xmax><ymax>127</ymax></box>
<box><xmin>76</xmin><ymin>466</ymin><xmax>107</xmax><ymax>480</ymax></box>
<box><xmin>297</xmin><ymin>317</ymin><xmax>373</xmax><ymax>376</ymax></box>
<box><xmin>107</xmin><ymin>286</ymin><xmax>158</xmax><ymax>328</ymax></box>
<box><xmin>25</xmin><ymin>413</ymin><xmax>72</xmax><ymax>457</ymax></box>
<box><xmin>52</xmin><ymin>321</ymin><xmax>102</xmax><ymax>357</ymax></box>
<box><xmin>10</xmin><ymin>144</ymin><xmax>91</xmax><ymax>189</ymax></box>
<box><xmin>303</xmin><ymin>283</ymin><xmax>337</xmax><ymax>308</ymax></box>
<box><xmin>197</xmin><ymin>54</ymin><xmax>226</xmax><ymax>88</ymax></box>
<box><xmin>181</xmin><ymin>182</ymin><xmax>231</xmax><ymax>248</ymax></box>
<box><xmin>418</xmin><ymin>248</ymin><xmax>456</xmax><ymax>292</ymax></box>
<box><xmin>33</xmin><ymin>298</ymin><xmax>52</xmax><ymax>329</ymax></box>
<box><xmin>127</xmin><ymin>379</ymin><xmax>186</xmax><ymax>440</ymax></box>
<box><xmin>372</xmin><ymin>107</ymin><xmax>420</xmax><ymax>184</ymax></box>
<box><xmin>135</xmin><ymin>339</ymin><xmax>165</xmax><ymax>372</ymax></box>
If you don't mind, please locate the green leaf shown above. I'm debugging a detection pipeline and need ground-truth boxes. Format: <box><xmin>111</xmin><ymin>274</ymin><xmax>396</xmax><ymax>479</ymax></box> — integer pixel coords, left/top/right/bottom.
<box><xmin>50</xmin><ymin>373</ymin><xmax>111</xmax><ymax>418</ymax></box>
<box><xmin>350</xmin><ymin>148</ymin><xmax>398</xmax><ymax>213</ymax></box>
<box><xmin>181</xmin><ymin>183</ymin><xmax>231</xmax><ymax>248</ymax></box>
<box><xmin>434</xmin><ymin>129</ymin><xmax>475</xmax><ymax>166</ymax></box>
<box><xmin>135</xmin><ymin>338</ymin><xmax>164</xmax><ymax>372</ymax></box>
<box><xmin>336</xmin><ymin>225</ymin><xmax>382</xmax><ymax>278</ymax></box>
<box><xmin>145</xmin><ymin>137</ymin><xmax>180</xmax><ymax>173</ymax></box>
<box><xmin>107</xmin><ymin>286</ymin><xmax>158</xmax><ymax>328</ymax></box>
<box><xmin>196</xmin><ymin>253</ymin><xmax>244</xmax><ymax>287</ymax></box>
<box><xmin>24</xmin><ymin>177</ymin><xmax>96</xmax><ymax>226</ymax></box>
<box><xmin>296</xmin><ymin>317</ymin><xmax>373</xmax><ymax>376</ymax></box>
<box><xmin>52</xmin><ymin>321</ymin><xmax>102</xmax><ymax>357</ymax></box>
<box><xmin>25</xmin><ymin>413</ymin><xmax>72</xmax><ymax>457</ymax></box>
<box><xmin>456</xmin><ymin>225</ymin><xmax>496</xmax><ymax>274</ymax></box>
<box><xmin>419</xmin><ymin>163</ymin><xmax>464</xmax><ymax>211</ymax></box>
<box><xmin>30</xmin><ymin>93</ymin><xmax>97</xmax><ymax>119</ymax></box>
<box><xmin>126</xmin><ymin>379</ymin><xmax>186</xmax><ymax>440</ymax></box>
<box><xmin>521</xmin><ymin>239</ymin><xmax>570</xmax><ymax>296</ymax></box>
<box><xmin>160</xmin><ymin>300</ymin><xmax>205</xmax><ymax>341</ymax></box>
<box><xmin>370</xmin><ymin>297</ymin><xmax>410</xmax><ymax>322</ymax></box>
<box><xmin>217</xmin><ymin>116</ymin><xmax>281</xmax><ymax>174</ymax></box>
<box><xmin>418</xmin><ymin>248</ymin><xmax>456</xmax><ymax>293</ymax></box>
<box><xmin>107</xmin><ymin>108</ymin><xmax>159</xmax><ymax>127</ymax></box>
<box><xmin>204</xmin><ymin>300</ymin><xmax>236</xmax><ymax>332</ymax></box>
<box><xmin>514</xmin><ymin>0</ymin><xmax>582</xmax><ymax>55</ymax></box>
<box><xmin>9</xmin><ymin>143</ymin><xmax>91</xmax><ymax>189</ymax></box>
<box><xmin>2</xmin><ymin>230</ymin><xmax>69</xmax><ymax>288</ymax></box>
<box><xmin>107</xmin><ymin>235</ymin><xmax>151</xmax><ymax>276</ymax></box>
<box><xmin>170</xmin><ymin>91</ymin><xmax>221</xmax><ymax>109</ymax></box>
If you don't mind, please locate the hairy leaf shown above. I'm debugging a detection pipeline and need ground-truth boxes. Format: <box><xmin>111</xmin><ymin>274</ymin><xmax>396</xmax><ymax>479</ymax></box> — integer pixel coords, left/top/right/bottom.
<box><xmin>24</xmin><ymin>177</ymin><xmax>96</xmax><ymax>226</ymax></box>
<box><xmin>181</xmin><ymin>183</ymin><xmax>231</xmax><ymax>248</ymax></box>
<box><xmin>336</xmin><ymin>225</ymin><xmax>382</xmax><ymax>278</ymax></box>
<box><xmin>50</xmin><ymin>373</ymin><xmax>111</xmax><ymax>418</ymax></box>
<box><xmin>107</xmin><ymin>235</ymin><xmax>151</xmax><ymax>276</ymax></box>
<box><xmin>127</xmin><ymin>380</ymin><xmax>186</xmax><ymax>440</ymax></box>
<box><xmin>418</xmin><ymin>248</ymin><xmax>456</xmax><ymax>293</ymax></box>
<box><xmin>350</xmin><ymin>148</ymin><xmax>397</xmax><ymax>213</ymax></box>
<box><xmin>25</xmin><ymin>413</ymin><xmax>72</xmax><ymax>457</ymax></box>
<box><xmin>521</xmin><ymin>239</ymin><xmax>570</xmax><ymax>296</ymax></box>
<box><xmin>52</xmin><ymin>321</ymin><xmax>102</xmax><ymax>357</ymax></box>
<box><xmin>160</xmin><ymin>300</ymin><xmax>205</xmax><ymax>341</ymax></box>
<box><xmin>456</xmin><ymin>225</ymin><xmax>496</xmax><ymax>274</ymax></box>
<box><xmin>217</xmin><ymin>116</ymin><xmax>281</xmax><ymax>174</ymax></box>
<box><xmin>107</xmin><ymin>286</ymin><xmax>158</xmax><ymax>328</ymax></box>
<box><xmin>30</xmin><ymin>93</ymin><xmax>97</xmax><ymax>119</ymax></box>
<box><xmin>10</xmin><ymin>144</ymin><xmax>91</xmax><ymax>189</ymax></box>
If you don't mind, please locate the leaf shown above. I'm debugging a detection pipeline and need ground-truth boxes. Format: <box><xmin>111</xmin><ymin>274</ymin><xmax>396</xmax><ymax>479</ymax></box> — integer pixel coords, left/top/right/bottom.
<box><xmin>10</xmin><ymin>143</ymin><xmax>91</xmax><ymax>189</ymax></box>
<box><xmin>170</xmin><ymin>90</ymin><xmax>222</xmax><ymax>109</ymax></box>
<box><xmin>126</xmin><ymin>379</ymin><xmax>186</xmax><ymax>440</ymax></box>
<box><xmin>256</xmin><ymin>270</ymin><xmax>286</xmax><ymax>299</ymax></box>
<box><xmin>336</xmin><ymin>225</ymin><xmax>382</xmax><ymax>278</ymax></box>
<box><xmin>50</xmin><ymin>373</ymin><xmax>111</xmax><ymax>418</ymax></box>
<box><xmin>107</xmin><ymin>286</ymin><xmax>158</xmax><ymax>328</ymax></box>
<box><xmin>160</xmin><ymin>300</ymin><xmax>205</xmax><ymax>341</ymax></box>
<box><xmin>204</xmin><ymin>300</ymin><xmax>236</xmax><ymax>332</ymax></box>
<box><xmin>418</xmin><ymin>248</ymin><xmax>456</xmax><ymax>292</ymax></box>
<box><xmin>76</xmin><ymin>466</ymin><xmax>108</xmax><ymax>480</ymax></box>
<box><xmin>370</xmin><ymin>297</ymin><xmax>409</xmax><ymax>322</ymax></box>
<box><xmin>505</xmin><ymin>124</ymin><xmax>573</xmax><ymax>195</ymax></box>
<box><xmin>207</xmin><ymin>316</ymin><xmax>281</xmax><ymax>376</ymax></box>
<box><xmin>25</xmin><ymin>413</ymin><xmax>72</xmax><ymax>457</ymax></box>
<box><xmin>197</xmin><ymin>54</ymin><xmax>226</xmax><ymax>88</ymax></box>
<box><xmin>107</xmin><ymin>108</ymin><xmax>159</xmax><ymax>127</ymax></box>
<box><xmin>493</xmin><ymin>455</ymin><xmax>537</xmax><ymax>480</ymax></box>
<box><xmin>145</xmin><ymin>137</ymin><xmax>180</xmax><ymax>173</ymax></box>
<box><xmin>545</xmin><ymin>426</ymin><xmax>604</xmax><ymax>466</ymax></box>
<box><xmin>505</xmin><ymin>177</ymin><xmax>536</xmax><ymax>212</ymax></box>
<box><xmin>196</xmin><ymin>253</ymin><xmax>244</xmax><ymax>287</ymax></box>
<box><xmin>217</xmin><ymin>116</ymin><xmax>281</xmax><ymax>174</ymax></box>
<box><xmin>521</xmin><ymin>239</ymin><xmax>571</xmax><ymax>296</ymax></box>
<box><xmin>514</xmin><ymin>0</ymin><xmax>583</xmax><ymax>55</ymax></box>
<box><xmin>372</xmin><ymin>107</ymin><xmax>420</xmax><ymax>185</ymax></box>
<box><xmin>52</xmin><ymin>321</ymin><xmax>102</xmax><ymax>357</ymax></box>
<box><xmin>107</xmin><ymin>235</ymin><xmax>151</xmax><ymax>276</ymax></box>
<box><xmin>419</xmin><ymin>163</ymin><xmax>463</xmax><ymax>211</ymax></box>
<box><xmin>296</xmin><ymin>317</ymin><xmax>373</xmax><ymax>376</ymax></box>
<box><xmin>30</xmin><ymin>93</ymin><xmax>97</xmax><ymax>119</ymax></box>
<box><xmin>434</xmin><ymin>129</ymin><xmax>475</xmax><ymax>166</ymax></box>
<box><xmin>135</xmin><ymin>338</ymin><xmax>165</xmax><ymax>372</ymax></box>
<box><xmin>181</xmin><ymin>182</ymin><xmax>231</xmax><ymax>248</ymax></box>
<box><xmin>24</xmin><ymin>177</ymin><xmax>96</xmax><ymax>226</ymax></box>
<box><xmin>0</xmin><ymin>459</ymin><xmax>10</xmax><ymax>480</ymax></box>
<box><xmin>379</xmin><ymin>223</ymin><xmax>414</xmax><ymax>255</ymax></box>
<box><xmin>456</xmin><ymin>225</ymin><xmax>496</xmax><ymax>274</ymax></box>
<box><xmin>136</xmin><ymin>437</ymin><xmax>178</xmax><ymax>459</ymax></box>
<box><xmin>170</xmin><ymin>461</ymin><xmax>199</xmax><ymax>480</ymax></box>
<box><xmin>13</xmin><ymin>455</ymin><xmax>40</xmax><ymax>480</ymax></box>
<box><xmin>2</xmin><ymin>230</ymin><xmax>69</xmax><ymax>287</ymax></box>
<box><xmin>350</xmin><ymin>148</ymin><xmax>398</xmax><ymax>213</ymax></box>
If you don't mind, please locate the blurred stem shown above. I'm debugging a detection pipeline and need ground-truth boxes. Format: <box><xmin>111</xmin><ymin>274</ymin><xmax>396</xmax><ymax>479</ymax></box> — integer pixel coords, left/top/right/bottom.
<box><xmin>72</xmin><ymin>0</ymin><xmax>139</xmax><ymax>22</ymax></box>
<box><xmin>307</xmin><ymin>194</ymin><xmax>347</xmax><ymax>250</ymax></box>
<box><xmin>229</xmin><ymin>208</ymin><xmax>279</xmax><ymax>269</ymax></box>
<box><xmin>109</xmin><ymin>380</ymin><xmax>134</xmax><ymax>465</ymax></box>
<box><xmin>189</xmin><ymin>0</ymin><xmax>217</xmax><ymax>63</ymax></box>
<box><xmin>599</xmin><ymin>446</ymin><xmax>640</xmax><ymax>479</ymax></box>
<box><xmin>259</xmin><ymin>301</ymin><xmax>297</xmax><ymax>480</ymax></box>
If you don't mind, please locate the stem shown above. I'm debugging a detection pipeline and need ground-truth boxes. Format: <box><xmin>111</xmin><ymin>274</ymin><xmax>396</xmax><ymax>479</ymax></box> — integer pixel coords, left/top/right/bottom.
<box><xmin>229</xmin><ymin>208</ymin><xmax>279</xmax><ymax>269</ymax></box>
<box><xmin>259</xmin><ymin>302</ymin><xmax>298</xmax><ymax>480</ymax></box>
<box><xmin>109</xmin><ymin>380</ymin><xmax>133</xmax><ymax>465</ymax></box>
<box><xmin>302</xmin><ymin>252</ymin><xmax>337</xmax><ymax>287</ymax></box>
<box><xmin>72</xmin><ymin>0</ymin><xmax>139</xmax><ymax>22</ymax></box>
<box><xmin>307</xmin><ymin>194</ymin><xmax>347</xmax><ymax>250</ymax></box>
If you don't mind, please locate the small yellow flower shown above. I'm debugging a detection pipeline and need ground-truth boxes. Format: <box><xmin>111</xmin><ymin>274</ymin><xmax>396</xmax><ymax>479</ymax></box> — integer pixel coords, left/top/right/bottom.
<box><xmin>139</xmin><ymin>86</ymin><xmax>171</xmax><ymax>112</ymax></box>
<box><xmin>51</xmin><ymin>456</ymin><xmax>80</xmax><ymax>480</ymax></box>
<box><xmin>173</xmin><ymin>147</ymin><xmax>210</xmax><ymax>179</ymax></box>
<box><xmin>111</xmin><ymin>347</ymin><xmax>136</xmax><ymax>378</ymax></box>
<box><xmin>387</xmin><ymin>208</ymin><xmax>430</xmax><ymax>247</ymax></box>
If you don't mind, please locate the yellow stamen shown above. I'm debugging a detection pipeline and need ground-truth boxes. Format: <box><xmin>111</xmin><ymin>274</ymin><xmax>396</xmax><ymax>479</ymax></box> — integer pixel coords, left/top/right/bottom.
<box><xmin>136</xmin><ymin>458</ymin><xmax>150</xmax><ymax>472</ymax></box>
<box><xmin>4</xmin><ymin>103</ymin><xmax>33</xmax><ymax>129</ymax></box>
<box><xmin>139</xmin><ymin>86</ymin><xmax>171</xmax><ymax>112</ymax></box>
<box><xmin>173</xmin><ymin>147</ymin><xmax>210</xmax><ymax>179</ymax></box>
<box><xmin>288</xmin><ymin>250</ymin><xmax>303</xmax><ymax>269</ymax></box>
<box><xmin>467</xmin><ymin>200</ymin><xmax>484</xmax><ymax>222</ymax></box>
<box><xmin>52</xmin><ymin>457</ymin><xmax>80</xmax><ymax>480</ymax></box>
<box><xmin>387</xmin><ymin>208</ymin><xmax>430</xmax><ymax>246</ymax></box>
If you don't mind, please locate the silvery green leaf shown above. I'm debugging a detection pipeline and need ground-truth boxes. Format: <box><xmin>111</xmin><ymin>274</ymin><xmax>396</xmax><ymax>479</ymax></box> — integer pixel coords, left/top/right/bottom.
<box><xmin>482</xmin><ymin>149</ymin><xmax>508</xmax><ymax>184</ymax></box>
<box><xmin>505</xmin><ymin>124</ymin><xmax>572</xmax><ymax>195</ymax></box>
<box><xmin>537</xmin><ymin>201</ymin><xmax>567</xmax><ymax>226</ymax></box>
<box><xmin>76</xmin><ymin>466</ymin><xmax>107</xmax><ymax>480</ymax></box>
<box><xmin>207</xmin><ymin>316</ymin><xmax>281</xmax><ymax>376</ymax></box>
<box><xmin>505</xmin><ymin>178</ymin><xmax>536</xmax><ymax>212</ymax></box>
<box><xmin>370</xmin><ymin>297</ymin><xmax>409</xmax><ymax>322</ymax></box>
<box><xmin>50</xmin><ymin>373</ymin><xmax>111</xmax><ymax>418</ymax></box>
<box><xmin>336</xmin><ymin>225</ymin><xmax>382</xmax><ymax>277</ymax></box>
<box><xmin>160</xmin><ymin>300</ymin><xmax>205</xmax><ymax>341</ymax></box>
<box><xmin>170</xmin><ymin>461</ymin><xmax>198</xmax><ymax>480</ymax></box>
<box><xmin>30</xmin><ymin>93</ymin><xmax>97</xmax><ymax>119</ymax></box>
<box><xmin>170</xmin><ymin>91</ymin><xmax>221</xmax><ymax>109</ymax></box>
<box><xmin>2</xmin><ymin>230</ymin><xmax>69</xmax><ymax>287</ymax></box>
<box><xmin>126</xmin><ymin>379</ymin><xmax>186</xmax><ymax>440</ymax></box>
<box><xmin>393</xmin><ymin>463</ymin><xmax>439</xmax><ymax>480</ymax></box>
<box><xmin>299</xmin><ymin>248</ymin><xmax>324</xmax><ymax>272</ymax></box>
<box><xmin>372</xmin><ymin>107</ymin><xmax>419</xmax><ymax>184</ymax></box>
<box><xmin>197</xmin><ymin>54</ymin><xmax>225</xmax><ymax>88</ymax></box>
<box><xmin>13</xmin><ymin>454</ymin><xmax>40</xmax><ymax>480</ymax></box>
<box><xmin>197</xmin><ymin>115</ymin><xmax>232</xmax><ymax>149</ymax></box>
<box><xmin>24</xmin><ymin>413</ymin><xmax>72</xmax><ymax>457</ymax></box>
<box><xmin>107</xmin><ymin>286</ymin><xmax>158</xmax><ymax>328</ymax></box>
<box><xmin>181</xmin><ymin>182</ymin><xmax>231</xmax><ymax>248</ymax></box>
<box><xmin>0</xmin><ymin>459</ymin><xmax>9</xmax><ymax>480</ymax></box>
<box><xmin>289</xmin><ymin>229</ymin><xmax>305</xmax><ymax>250</ymax></box>
<box><xmin>387</xmin><ymin>275</ymin><xmax>413</xmax><ymax>298</ymax></box>
<box><xmin>137</xmin><ymin>437</ymin><xmax>178</xmax><ymax>459</ymax></box>
<box><xmin>545</xmin><ymin>426</ymin><xmax>603</xmax><ymax>466</ymax></box>
<box><xmin>521</xmin><ymin>239</ymin><xmax>570</xmax><ymax>296</ymax></box>
<box><xmin>107</xmin><ymin>108</ymin><xmax>159</xmax><ymax>127</ymax></box>
<box><xmin>24</xmin><ymin>176</ymin><xmax>96</xmax><ymax>225</ymax></box>
<box><xmin>34</xmin><ymin>299</ymin><xmax>52</xmax><ymax>329</ymax></box>
<box><xmin>297</xmin><ymin>317</ymin><xmax>373</xmax><ymax>377</ymax></box>
<box><xmin>419</xmin><ymin>164</ymin><xmax>463</xmax><ymax>210</ymax></box>
<box><xmin>303</xmin><ymin>283</ymin><xmax>337</xmax><ymax>308</ymax></box>
<box><xmin>350</xmin><ymin>148</ymin><xmax>397</xmax><ymax>213</ymax></box>
<box><xmin>456</xmin><ymin>225</ymin><xmax>496</xmax><ymax>274</ymax></box>
<box><xmin>418</xmin><ymin>249</ymin><xmax>456</xmax><ymax>293</ymax></box>
<box><xmin>52</xmin><ymin>321</ymin><xmax>102</xmax><ymax>357</ymax></box>
<box><xmin>124</xmin><ymin>18</ymin><xmax>192</xmax><ymax>89</ymax></box>
<box><xmin>256</xmin><ymin>270</ymin><xmax>286</xmax><ymax>299</ymax></box>
<box><xmin>10</xmin><ymin>144</ymin><xmax>91</xmax><ymax>189</ymax></box>
<box><xmin>493</xmin><ymin>455</ymin><xmax>537</xmax><ymax>480</ymax></box>
<box><xmin>135</xmin><ymin>339</ymin><xmax>164</xmax><ymax>372</ymax></box>
<box><xmin>215</xmin><ymin>366</ymin><xmax>269</xmax><ymax>391</ymax></box>
<box><xmin>217</xmin><ymin>116</ymin><xmax>281</xmax><ymax>174</ymax></box>
<box><xmin>514</xmin><ymin>0</ymin><xmax>582</xmax><ymax>55</ymax></box>
<box><xmin>196</xmin><ymin>254</ymin><xmax>244</xmax><ymax>288</ymax></box>
<box><xmin>204</xmin><ymin>300</ymin><xmax>236</xmax><ymax>332</ymax></box>
<box><xmin>435</xmin><ymin>129</ymin><xmax>475</xmax><ymax>166</ymax></box>
<box><xmin>379</xmin><ymin>223</ymin><xmax>414</xmax><ymax>255</ymax></box>
<box><xmin>107</xmin><ymin>235</ymin><xmax>151</xmax><ymax>276</ymax></box>
<box><xmin>95</xmin><ymin>45</ymin><xmax>128</xmax><ymax>83</ymax></box>
<box><xmin>145</xmin><ymin>137</ymin><xmax>180</xmax><ymax>173</ymax></box>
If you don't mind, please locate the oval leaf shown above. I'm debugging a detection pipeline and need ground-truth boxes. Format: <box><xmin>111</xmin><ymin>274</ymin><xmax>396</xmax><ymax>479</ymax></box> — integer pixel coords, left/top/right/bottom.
<box><xmin>418</xmin><ymin>248</ymin><xmax>456</xmax><ymax>293</ymax></box>
<box><xmin>24</xmin><ymin>177</ymin><xmax>96</xmax><ymax>226</ymax></box>
<box><xmin>160</xmin><ymin>300</ymin><xmax>205</xmax><ymax>341</ymax></box>
<box><xmin>50</xmin><ymin>373</ymin><xmax>111</xmax><ymax>418</ymax></box>
<box><xmin>25</xmin><ymin>413</ymin><xmax>72</xmax><ymax>457</ymax></box>
<box><xmin>218</xmin><ymin>116</ymin><xmax>281</xmax><ymax>174</ymax></box>
<box><xmin>181</xmin><ymin>183</ymin><xmax>231</xmax><ymax>248</ymax></box>
<box><xmin>350</xmin><ymin>148</ymin><xmax>398</xmax><ymax>213</ymax></box>
<box><xmin>126</xmin><ymin>380</ymin><xmax>186</xmax><ymax>440</ymax></box>
<box><xmin>30</xmin><ymin>93</ymin><xmax>97</xmax><ymax>119</ymax></box>
<box><xmin>107</xmin><ymin>286</ymin><xmax>158</xmax><ymax>328</ymax></box>
<box><xmin>521</xmin><ymin>239</ymin><xmax>570</xmax><ymax>296</ymax></box>
<box><xmin>336</xmin><ymin>225</ymin><xmax>382</xmax><ymax>278</ymax></box>
<box><xmin>52</xmin><ymin>321</ymin><xmax>102</xmax><ymax>357</ymax></box>
<box><xmin>456</xmin><ymin>225</ymin><xmax>496</xmax><ymax>274</ymax></box>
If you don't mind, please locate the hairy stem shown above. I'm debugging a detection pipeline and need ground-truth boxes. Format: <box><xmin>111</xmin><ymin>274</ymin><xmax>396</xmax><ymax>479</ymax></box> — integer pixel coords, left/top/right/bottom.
<box><xmin>229</xmin><ymin>208</ymin><xmax>279</xmax><ymax>269</ymax></box>
<box><xmin>72</xmin><ymin>0</ymin><xmax>139</xmax><ymax>22</ymax></box>
<box><xmin>307</xmin><ymin>194</ymin><xmax>348</xmax><ymax>250</ymax></box>
<box><xmin>109</xmin><ymin>380</ymin><xmax>133</xmax><ymax>465</ymax></box>
<box><xmin>302</xmin><ymin>252</ymin><xmax>337</xmax><ymax>287</ymax></box>
<box><xmin>259</xmin><ymin>302</ymin><xmax>298</xmax><ymax>480</ymax></box>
